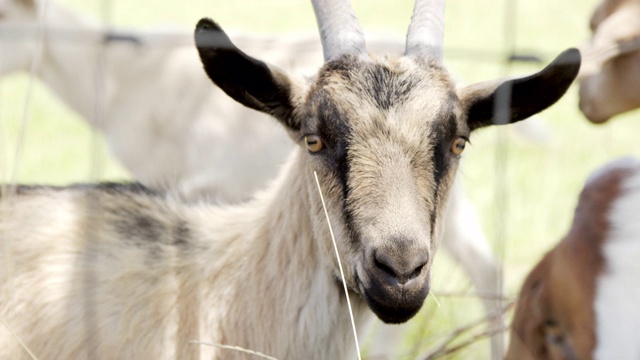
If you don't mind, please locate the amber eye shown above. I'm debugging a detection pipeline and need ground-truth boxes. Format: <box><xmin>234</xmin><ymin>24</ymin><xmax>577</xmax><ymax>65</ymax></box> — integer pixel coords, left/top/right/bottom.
<box><xmin>451</xmin><ymin>137</ymin><xmax>466</xmax><ymax>156</ymax></box>
<box><xmin>305</xmin><ymin>135</ymin><xmax>324</xmax><ymax>153</ymax></box>
<box><xmin>543</xmin><ymin>319</ymin><xmax>574</xmax><ymax>357</ymax></box>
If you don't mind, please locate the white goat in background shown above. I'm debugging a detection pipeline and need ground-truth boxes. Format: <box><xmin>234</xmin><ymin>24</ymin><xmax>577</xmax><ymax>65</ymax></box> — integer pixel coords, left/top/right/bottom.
<box><xmin>0</xmin><ymin>0</ymin><xmax>570</xmax><ymax>358</ymax></box>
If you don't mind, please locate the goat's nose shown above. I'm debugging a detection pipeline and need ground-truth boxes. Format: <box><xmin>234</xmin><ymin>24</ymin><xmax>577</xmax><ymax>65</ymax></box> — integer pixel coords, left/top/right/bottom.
<box><xmin>373</xmin><ymin>250</ymin><xmax>428</xmax><ymax>285</ymax></box>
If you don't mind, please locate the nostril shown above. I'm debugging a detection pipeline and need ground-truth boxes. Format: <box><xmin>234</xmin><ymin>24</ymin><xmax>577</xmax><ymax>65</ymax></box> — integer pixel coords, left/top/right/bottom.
<box><xmin>409</xmin><ymin>263</ymin><xmax>425</xmax><ymax>281</ymax></box>
<box><xmin>373</xmin><ymin>251</ymin><xmax>428</xmax><ymax>285</ymax></box>
<box><xmin>374</xmin><ymin>256</ymin><xmax>398</xmax><ymax>278</ymax></box>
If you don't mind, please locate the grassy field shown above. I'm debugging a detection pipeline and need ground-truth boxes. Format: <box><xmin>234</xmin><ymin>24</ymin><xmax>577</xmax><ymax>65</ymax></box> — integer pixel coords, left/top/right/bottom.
<box><xmin>1</xmin><ymin>0</ymin><xmax>639</xmax><ymax>358</ymax></box>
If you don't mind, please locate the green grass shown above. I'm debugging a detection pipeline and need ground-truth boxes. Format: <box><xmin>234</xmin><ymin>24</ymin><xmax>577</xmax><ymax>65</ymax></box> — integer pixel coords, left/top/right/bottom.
<box><xmin>0</xmin><ymin>73</ymin><xmax>129</xmax><ymax>184</ymax></box>
<box><xmin>2</xmin><ymin>0</ymin><xmax>640</xmax><ymax>358</ymax></box>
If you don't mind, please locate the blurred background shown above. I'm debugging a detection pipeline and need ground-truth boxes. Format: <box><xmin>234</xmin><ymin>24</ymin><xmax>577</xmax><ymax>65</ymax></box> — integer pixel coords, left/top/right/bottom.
<box><xmin>1</xmin><ymin>0</ymin><xmax>638</xmax><ymax>358</ymax></box>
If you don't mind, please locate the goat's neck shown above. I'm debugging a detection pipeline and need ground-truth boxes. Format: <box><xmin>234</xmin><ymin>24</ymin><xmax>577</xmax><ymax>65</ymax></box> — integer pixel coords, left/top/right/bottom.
<box><xmin>193</xmin><ymin>150</ymin><xmax>371</xmax><ymax>359</ymax></box>
<box><xmin>37</xmin><ymin>3</ymin><xmax>114</xmax><ymax>126</ymax></box>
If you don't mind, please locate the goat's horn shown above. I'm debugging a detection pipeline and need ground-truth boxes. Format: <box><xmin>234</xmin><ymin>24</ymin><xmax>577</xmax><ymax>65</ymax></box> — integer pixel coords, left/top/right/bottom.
<box><xmin>405</xmin><ymin>0</ymin><xmax>445</xmax><ymax>61</ymax></box>
<box><xmin>311</xmin><ymin>0</ymin><xmax>367</xmax><ymax>61</ymax></box>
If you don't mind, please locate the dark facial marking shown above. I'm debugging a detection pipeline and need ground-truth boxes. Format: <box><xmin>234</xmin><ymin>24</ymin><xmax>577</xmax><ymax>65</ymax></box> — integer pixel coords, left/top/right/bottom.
<box><xmin>364</xmin><ymin>64</ymin><xmax>414</xmax><ymax>111</ymax></box>
<box><xmin>312</xmin><ymin>89</ymin><xmax>351</xmax><ymax>156</ymax></box>
<box><xmin>428</xmin><ymin>101</ymin><xmax>459</xmax><ymax>235</ymax></box>
<box><xmin>317</xmin><ymin>56</ymin><xmax>418</xmax><ymax>114</ymax></box>
<box><xmin>305</xmin><ymin>86</ymin><xmax>359</xmax><ymax>248</ymax></box>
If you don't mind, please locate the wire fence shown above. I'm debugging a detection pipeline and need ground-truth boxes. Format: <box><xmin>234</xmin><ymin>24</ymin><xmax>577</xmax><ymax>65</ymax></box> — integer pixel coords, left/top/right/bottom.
<box><xmin>0</xmin><ymin>0</ymin><xmax>638</xmax><ymax>359</ymax></box>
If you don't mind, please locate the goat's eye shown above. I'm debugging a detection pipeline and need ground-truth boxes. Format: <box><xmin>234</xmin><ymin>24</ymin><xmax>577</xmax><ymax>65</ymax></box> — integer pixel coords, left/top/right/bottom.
<box><xmin>543</xmin><ymin>319</ymin><xmax>578</xmax><ymax>358</ymax></box>
<box><xmin>305</xmin><ymin>135</ymin><xmax>324</xmax><ymax>153</ymax></box>
<box><xmin>451</xmin><ymin>137</ymin><xmax>466</xmax><ymax>156</ymax></box>
<box><xmin>543</xmin><ymin>319</ymin><xmax>565</xmax><ymax>345</ymax></box>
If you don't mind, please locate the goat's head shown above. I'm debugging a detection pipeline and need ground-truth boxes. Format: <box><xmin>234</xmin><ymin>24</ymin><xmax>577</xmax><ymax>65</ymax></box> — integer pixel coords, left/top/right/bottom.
<box><xmin>195</xmin><ymin>0</ymin><xmax>580</xmax><ymax>324</ymax></box>
<box><xmin>578</xmin><ymin>0</ymin><xmax>640</xmax><ymax>123</ymax></box>
<box><xmin>0</xmin><ymin>0</ymin><xmax>41</xmax><ymax>76</ymax></box>
<box><xmin>506</xmin><ymin>157</ymin><xmax>640</xmax><ymax>360</ymax></box>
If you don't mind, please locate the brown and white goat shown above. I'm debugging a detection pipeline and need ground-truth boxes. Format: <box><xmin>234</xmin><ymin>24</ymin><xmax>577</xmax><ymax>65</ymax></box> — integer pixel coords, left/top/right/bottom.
<box><xmin>579</xmin><ymin>0</ymin><xmax>640</xmax><ymax>123</ymax></box>
<box><xmin>0</xmin><ymin>0</ymin><xmax>580</xmax><ymax>358</ymax></box>
<box><xmin>506</xmin><ymin>157</ymin><xmax>640</xmax><ymax>360</ymax></box>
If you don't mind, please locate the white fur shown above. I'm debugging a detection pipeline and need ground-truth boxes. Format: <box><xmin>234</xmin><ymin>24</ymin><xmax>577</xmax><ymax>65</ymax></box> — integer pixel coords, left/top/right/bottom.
<box><xmin>594</xmin><ymin>164</ymin><xmax>640</xmax><ymax>360</ymax></box>
<box><xmin>0</xmin><ymin>150</ymin><xmax>369</xmax><ymax>359</ymax></box>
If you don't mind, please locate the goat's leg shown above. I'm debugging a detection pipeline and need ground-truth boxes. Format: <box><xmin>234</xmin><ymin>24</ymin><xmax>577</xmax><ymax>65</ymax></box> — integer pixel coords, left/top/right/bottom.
<box><xmin>360</xmin><ymin>320</ymin><xmax>405</xmax><ymax>360</ymax></box>
<box><xmin>440</xmin><ymin>178</ymin><xmax>504</xmax><ymax>359</ymax></box>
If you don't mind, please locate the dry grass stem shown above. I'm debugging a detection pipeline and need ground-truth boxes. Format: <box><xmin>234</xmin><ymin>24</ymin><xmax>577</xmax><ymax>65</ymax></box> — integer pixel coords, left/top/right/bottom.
<box><xmin>419</xmin><ymin>301</ymin><xmax>514</xmax><ymax>360</ymax></box>
<box><xmin>431</xmin><ymin>290</ymin><xmax>512</xmax><ymax>301</ymax></box>
<box><xmin>313</xmin><ymin>171</ymin><xmax>362</xmax><ymax>360</ymax></box>
<box><xmin>430</xmin><ymin>292</ymin><xmax>441</xmax><ymax>307</ymax></box>
<box><xmin>190</xmin><ymin>341</ymin><xmax>279</xmax><ymax>360</ymax></box>
<box><xmin>423</xmin><ymin>325</ymin><xmax>510</xmax><ymax>360</ymax></box>
<box><xmin>0</xmin><ymin>317</ymin><xmax>38</xmax><ymax>360</ymax></box>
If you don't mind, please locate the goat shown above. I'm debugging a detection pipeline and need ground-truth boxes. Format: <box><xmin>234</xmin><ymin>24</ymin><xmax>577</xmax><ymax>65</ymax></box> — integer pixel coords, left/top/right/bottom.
<box><xmin>578</xmin><ymin>0</ymin><xmax>640</xmax><ymax>123</ymax></box>
<box><xmin>0</xmin><ymin>0</ymin><xmax>580</xmax><ymax>358</ymax></box>
<box><xmin>506</xmin><ymin>157</ymin><xmax>640</xmax><ymax>360</ymax></box>
<box><xmin>1</xmin><ymin>0</ymin><xmax>506</xmax><ymax>356</ymax></box>
<box><xmin>0</xmin><ymin>0</ymin><xmax>305</xmax><ymax>200</ymax></box>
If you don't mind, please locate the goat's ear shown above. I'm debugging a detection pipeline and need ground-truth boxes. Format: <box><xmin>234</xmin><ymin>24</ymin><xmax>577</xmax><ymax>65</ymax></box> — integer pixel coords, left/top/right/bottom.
<box><xmin>195</xmin><ymin>18</ymin><xmax>301</xmax><ymax>131</ymax></box>
<box><xmin>459</xmin><ymin>48</ymin><xmax>581</xmax><ymax>131</ymax></box>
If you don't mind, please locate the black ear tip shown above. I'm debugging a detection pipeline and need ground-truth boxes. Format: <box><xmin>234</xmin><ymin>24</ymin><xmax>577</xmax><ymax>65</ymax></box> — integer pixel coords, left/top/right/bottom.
<box><xmin>556</xmin><ymin>47</ymin><xmax>582</xmax><ymax>69</ymax></box>
<box><xmin>195</xmin><ymin>18</ymin><xmax>221</xmax><ymax>33</ymax></box>
<box><xmin>195</xmin><ymin>18</ymin><xmax>227</xmax><ymax>51</ymax></box>
<box><xmin>563</xmin><ymin>47</ymin><xmax>581</xmax><ymax>62</ymax></box>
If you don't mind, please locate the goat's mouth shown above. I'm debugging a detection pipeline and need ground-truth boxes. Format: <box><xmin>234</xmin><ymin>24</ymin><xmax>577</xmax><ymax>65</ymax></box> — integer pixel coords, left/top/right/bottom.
<box><xmin>355</xmin><ymin>270</ymin><xmax>430</xmax><ymax>324</ymax></box>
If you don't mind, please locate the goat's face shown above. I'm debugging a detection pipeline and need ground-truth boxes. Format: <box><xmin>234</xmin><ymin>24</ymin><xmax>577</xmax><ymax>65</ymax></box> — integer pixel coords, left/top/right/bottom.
<box><xmin>296</xmin><ymin>55</ymin><xmax>463</xmax><ymax>322</ymax></box>
<box><xmin>506</xmin><ymin>242</ymin><xmax>597</xmax><ymax>360</ymax></box>
<box><xmin>195</xmin><ymin>15</ymin><xmax>580</xmax><ymax>323</ymax></box>
<box><xmin>578</xmin><ymin>51</ymin><xmax>640</xmax><ymax>124</ymax></box>
<box><xmin>578</xmin><ymin>0</ymin><xmax>640</xmax><ymax>123</ymax></box>
<box><xmin>0</xmin><ymin>0</ymin><xmax>39</xmax><ymax>76</ymax></box>
<box><xmin>506</xmin><ymin>158</ymin><xmax>640</xmax><ymax>360</ymax></box>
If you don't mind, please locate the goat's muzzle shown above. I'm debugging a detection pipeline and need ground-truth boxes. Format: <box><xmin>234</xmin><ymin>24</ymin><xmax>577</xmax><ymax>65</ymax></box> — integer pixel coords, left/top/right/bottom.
<box><xmin>357</xmin><ymin>239</ymin><xmax>431</xmax><ymax>323</ymax></box>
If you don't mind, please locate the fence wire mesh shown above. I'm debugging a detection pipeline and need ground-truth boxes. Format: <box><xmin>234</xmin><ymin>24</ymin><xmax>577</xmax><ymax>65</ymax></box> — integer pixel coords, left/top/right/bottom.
<box><xmin>0</xmin><ymin>0</ymin><xmax>638</xmax><ymax>359</ymax></box>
